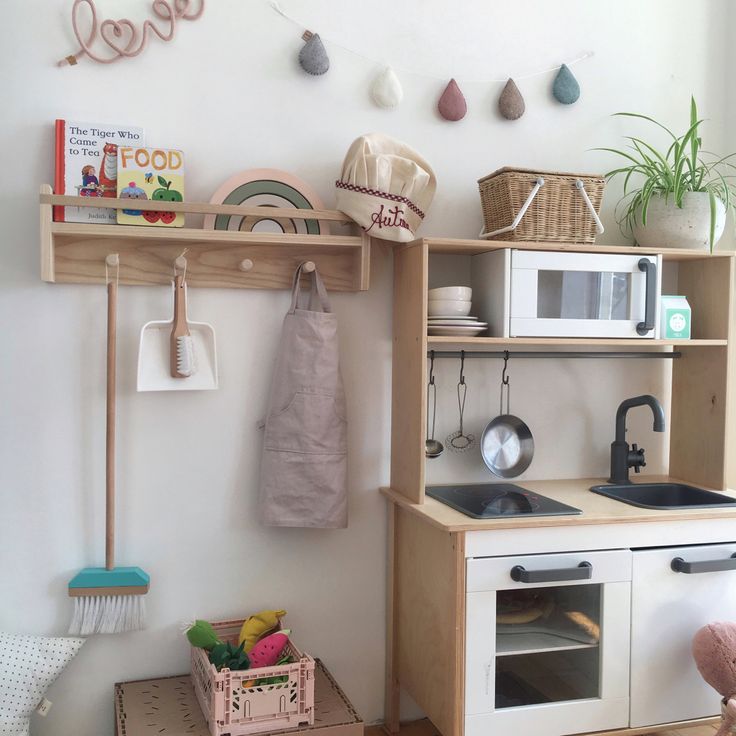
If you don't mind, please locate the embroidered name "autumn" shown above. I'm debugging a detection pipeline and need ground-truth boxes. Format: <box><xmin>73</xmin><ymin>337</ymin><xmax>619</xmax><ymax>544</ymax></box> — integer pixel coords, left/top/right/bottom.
<box><xmin>365</xmin><ymin>204</ymin><xmax>411</xmax><ymax>233</ymax></box>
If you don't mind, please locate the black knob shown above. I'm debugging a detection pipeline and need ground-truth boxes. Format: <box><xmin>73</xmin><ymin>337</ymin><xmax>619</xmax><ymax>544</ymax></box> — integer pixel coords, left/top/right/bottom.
<box><xmin>628</xmin><ymin>444</ymin><xmax>646</xmax><ymax>473</ymax></box>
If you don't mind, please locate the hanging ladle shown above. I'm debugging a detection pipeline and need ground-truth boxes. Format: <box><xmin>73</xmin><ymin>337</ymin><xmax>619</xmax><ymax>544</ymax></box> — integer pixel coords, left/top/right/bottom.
<box><xmin>425</xmin><ymin>351</ymin><xmax>444</xmax><ymax>458</ymax></box>
<box><xmin>447</xmin><ymin>351</ymin><xmax>475</xmax><ymax>452</ymax></box>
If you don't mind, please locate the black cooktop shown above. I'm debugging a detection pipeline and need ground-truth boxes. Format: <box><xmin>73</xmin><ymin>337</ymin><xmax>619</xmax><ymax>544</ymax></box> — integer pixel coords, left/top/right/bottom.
<box><xmin>425</xmin><ymin>483</ymin><xmax>582</xmax><ymax>519</ymax></box>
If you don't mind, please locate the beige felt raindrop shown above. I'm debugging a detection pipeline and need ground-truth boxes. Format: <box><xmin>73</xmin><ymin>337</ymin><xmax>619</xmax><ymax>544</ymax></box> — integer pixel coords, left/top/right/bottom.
<box><xmin>498</xmin><ymin>78</ymin><xmax>526</xmax><ymax>120</ymax></box>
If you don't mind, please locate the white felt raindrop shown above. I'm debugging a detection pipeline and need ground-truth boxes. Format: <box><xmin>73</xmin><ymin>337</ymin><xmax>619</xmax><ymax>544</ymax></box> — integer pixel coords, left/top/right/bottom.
<box><xmin>371</xmin><ymin>66</ymin><xmax>403</xmax><ymax>108</ymax></box>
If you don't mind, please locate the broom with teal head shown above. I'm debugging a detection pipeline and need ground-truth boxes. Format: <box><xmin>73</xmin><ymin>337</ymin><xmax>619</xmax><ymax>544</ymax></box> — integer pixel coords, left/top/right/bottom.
<box><xmin>68</xmin><ymin>255</ymin><xmax>149</xmax><ymax>635</ymax></box>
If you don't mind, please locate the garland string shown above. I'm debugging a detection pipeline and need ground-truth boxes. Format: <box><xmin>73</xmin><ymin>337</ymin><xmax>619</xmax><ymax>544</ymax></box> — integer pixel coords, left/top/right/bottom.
<box><xmin>270</xmin><ymin>0</ymin><xmax>593</xmax><ymax>83</ymax></box>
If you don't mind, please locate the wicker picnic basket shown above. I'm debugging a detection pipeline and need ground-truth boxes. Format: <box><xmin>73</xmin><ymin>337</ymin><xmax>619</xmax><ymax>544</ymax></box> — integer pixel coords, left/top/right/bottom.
<box><xmin>478</xmin><ymin>167</ymin><xmax>605</xmax><ymax>243</ymax></box>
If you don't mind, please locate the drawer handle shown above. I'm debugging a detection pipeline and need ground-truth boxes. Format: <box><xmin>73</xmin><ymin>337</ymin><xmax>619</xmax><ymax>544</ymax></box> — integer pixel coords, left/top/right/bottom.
<box><xmin>510</xmin><ymin>561</ymin><xmax>592</xmax><ymax>584</ymax></box>
<box><xmin>671</xmin><ymin>554</ymin><xmax>736</xmax><ymax>574</ymax></box>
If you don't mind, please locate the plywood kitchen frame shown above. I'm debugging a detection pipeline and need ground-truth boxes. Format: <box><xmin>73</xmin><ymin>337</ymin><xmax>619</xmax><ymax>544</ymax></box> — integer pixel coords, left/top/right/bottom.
<box><xmin>384</xmin><ymin>238</ymin><xmax>736</xmax><ymax>736</ymax></box>
<box><xmin>390</xmin><ymin>238</ymin><xmax>734</xmax><ymax>502</ymax></box>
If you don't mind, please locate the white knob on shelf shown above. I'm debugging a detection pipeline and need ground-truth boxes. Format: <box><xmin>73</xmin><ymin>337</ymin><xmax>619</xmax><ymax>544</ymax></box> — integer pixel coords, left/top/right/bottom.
<box><xmin>302</xmin><ymin>261</ymin><xmax>316</xmax><ymax>273</ymax></box>
<box><xmin>105</xmin><ymin>253</ymin><xmax>119</xmax><ymax>267</ymax></box>
<box><xmin>175</xmin><ymin>255</ymin><xmax>187</xmax><ymax>271</ymax></box>
<box><xmin>239</xmin><ymin>259</ymin><xmax>254</xmax><ymax>272</ymax></box>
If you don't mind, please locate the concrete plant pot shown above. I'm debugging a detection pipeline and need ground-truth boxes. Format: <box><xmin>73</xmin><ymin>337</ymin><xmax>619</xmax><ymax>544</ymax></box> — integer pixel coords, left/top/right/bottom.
<box><xmin>632</xmin><ymin>191</ymin><xmax>726</xmax><ymax>250</ymax></box>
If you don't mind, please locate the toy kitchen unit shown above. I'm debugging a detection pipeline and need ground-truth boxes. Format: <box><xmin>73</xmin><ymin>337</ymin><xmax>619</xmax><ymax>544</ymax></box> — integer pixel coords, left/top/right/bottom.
<box><xmin>382</xmin><ymin>239</ymin><xmax>736</xmax><ymax>736</ymax></box>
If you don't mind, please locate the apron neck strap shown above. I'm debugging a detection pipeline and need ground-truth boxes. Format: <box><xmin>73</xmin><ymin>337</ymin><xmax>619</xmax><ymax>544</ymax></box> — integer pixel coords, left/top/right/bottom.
<box><xmin>289</xmin><ymin>262</ymin><xmax>332</xmax><ymax>313</ymax></box>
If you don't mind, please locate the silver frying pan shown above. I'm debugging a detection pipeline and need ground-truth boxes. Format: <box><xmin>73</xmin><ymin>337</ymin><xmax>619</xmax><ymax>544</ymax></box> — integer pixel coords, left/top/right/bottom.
<box><xmin>480</xmin><ymin>359</ymin><xmax>534</xmax><ymax>478</ymax></box>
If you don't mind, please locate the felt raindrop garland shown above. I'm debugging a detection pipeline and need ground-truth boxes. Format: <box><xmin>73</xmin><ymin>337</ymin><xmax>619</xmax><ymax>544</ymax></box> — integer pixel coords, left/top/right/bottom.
<box><xmin>271</xmin><ymin>1</ymin><xmax>592</xmax><ymax>119</ymax></box>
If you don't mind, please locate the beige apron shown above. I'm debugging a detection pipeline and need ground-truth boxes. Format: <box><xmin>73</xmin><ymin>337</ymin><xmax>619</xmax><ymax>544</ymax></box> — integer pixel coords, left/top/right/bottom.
<box><xmin>259</xmin><ymin>264</ymin><xmax>348</xmax><ymax>528</ymax></box>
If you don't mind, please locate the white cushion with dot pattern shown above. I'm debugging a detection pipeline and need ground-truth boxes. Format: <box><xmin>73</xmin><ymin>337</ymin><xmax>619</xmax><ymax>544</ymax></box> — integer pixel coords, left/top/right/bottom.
<box><xmin>0</xmin><ymin>632</ymin><xmax>84</xmax><ymax>736</ymax></box>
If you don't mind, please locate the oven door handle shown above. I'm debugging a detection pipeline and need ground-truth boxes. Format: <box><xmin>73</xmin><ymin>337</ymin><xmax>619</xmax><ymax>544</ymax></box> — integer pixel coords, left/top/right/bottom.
<box><xmin>671</xmin><ymin>554</ymin><xmax>736</xmax><ymax>574</ymax></box>
<box><xmin>636</xmin><ymin>258</ymin><xmax>657</xmax><ymax>336</ymax></box>
<box><xmin>510</xmin><ymin>561</ymin><xmax>592</xmax><ymax>583</ymax></box>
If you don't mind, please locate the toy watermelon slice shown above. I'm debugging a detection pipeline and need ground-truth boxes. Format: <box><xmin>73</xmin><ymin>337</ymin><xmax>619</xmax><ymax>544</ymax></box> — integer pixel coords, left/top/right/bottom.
<box><xmin>249</xmin><ymin>629</ymin><xmax>291</xmax><ymax>668</ymax></box>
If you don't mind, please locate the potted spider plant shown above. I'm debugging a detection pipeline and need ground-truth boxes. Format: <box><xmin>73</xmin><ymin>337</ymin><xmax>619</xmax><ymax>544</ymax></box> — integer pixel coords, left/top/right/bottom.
<box><xmin>597</xmin><ymin>97</ymin><xmax>733</xmax><ymax>251</ymax></box>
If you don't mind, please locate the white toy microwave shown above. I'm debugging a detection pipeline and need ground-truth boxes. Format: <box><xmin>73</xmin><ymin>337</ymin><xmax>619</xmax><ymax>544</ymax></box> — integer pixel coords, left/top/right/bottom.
<box><xmin>471</xmin><ymin>250</ymin><xmax>662</xmax><ymax>339</ymax></box>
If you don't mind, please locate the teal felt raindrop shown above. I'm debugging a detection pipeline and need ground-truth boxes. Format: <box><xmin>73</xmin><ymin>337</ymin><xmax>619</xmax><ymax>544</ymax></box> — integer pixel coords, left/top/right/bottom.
<box><xmin>552</xmin><ymin>64</ymin><xmax>580</xmax><ymax>104</ymax></box>
<box><xmin>299</xmin><ymin>32</ymin><xmax>329</xmax><ymax>75</ymax></box>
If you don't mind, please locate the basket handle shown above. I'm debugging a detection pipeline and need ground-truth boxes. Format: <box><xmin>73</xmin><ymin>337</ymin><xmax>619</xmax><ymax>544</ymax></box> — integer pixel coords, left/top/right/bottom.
<box><xmin>575</xmin><ymin>179</ymin><xmax>605</xmax><ymax>234</ymax></box>
<box><xmin>479</xmin><ymin>177</ymin><xmax>545</xmax><ymax>239</ymax></box>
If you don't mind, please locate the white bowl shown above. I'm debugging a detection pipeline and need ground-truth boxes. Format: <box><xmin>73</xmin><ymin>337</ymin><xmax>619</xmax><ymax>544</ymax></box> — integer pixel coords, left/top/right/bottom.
<box><xmin>428</xmin><ymin>299</ymin><xmax>472</xmax><ymax>317</ymax></box>
<box><xmin>428</xmin><ymin>286</ymin><xmax>472</xmax><ymax>301</ymax></box>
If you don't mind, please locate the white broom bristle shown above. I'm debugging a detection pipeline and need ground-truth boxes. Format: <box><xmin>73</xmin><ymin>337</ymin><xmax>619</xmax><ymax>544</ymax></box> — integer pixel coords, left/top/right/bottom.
<box><xmin>69</xmin><ymin>595</ymin><xmax>146</xmax><ymax>635</ymax></box>
<box><xmin>176</xmin><ymin>335</ymin><xmax>196</xmax><ymax>377</ymax></box>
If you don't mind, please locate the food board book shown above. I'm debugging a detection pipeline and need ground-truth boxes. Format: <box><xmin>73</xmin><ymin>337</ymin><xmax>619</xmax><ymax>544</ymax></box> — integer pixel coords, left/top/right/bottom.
<box><xmin>117</xmin><ymin>147</ymin><xmax>185</xmax><ymax>227</ymax></box>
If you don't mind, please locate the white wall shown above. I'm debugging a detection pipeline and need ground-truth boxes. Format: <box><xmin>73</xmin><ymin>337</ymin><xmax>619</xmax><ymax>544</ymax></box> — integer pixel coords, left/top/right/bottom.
<box><xmin>0</xmin><ymin>1</ymin><xmax>731</xmax><ymax>734</ymax></box>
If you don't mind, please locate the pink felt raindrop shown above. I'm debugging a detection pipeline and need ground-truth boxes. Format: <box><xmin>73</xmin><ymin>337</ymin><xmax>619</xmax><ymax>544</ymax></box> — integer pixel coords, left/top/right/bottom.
<box><xmin>438</xmin><ymin>79</ymin><xmax>467</xmax><ymax>121</ymax></box>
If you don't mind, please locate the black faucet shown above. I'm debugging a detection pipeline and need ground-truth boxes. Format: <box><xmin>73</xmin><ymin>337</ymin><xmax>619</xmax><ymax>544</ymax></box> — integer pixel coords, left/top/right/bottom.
<box><xmin>609</xmin><ymin>395</ymin><xmax>666</xmax><ymax>484</ymax></box>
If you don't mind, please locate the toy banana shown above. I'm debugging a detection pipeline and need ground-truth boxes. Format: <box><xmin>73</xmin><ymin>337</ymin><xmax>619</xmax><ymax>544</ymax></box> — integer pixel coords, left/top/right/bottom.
<box><xmin>238</xmin><ymin>609</ymin><xmax>287</xmax><ymax>651</ymax></box>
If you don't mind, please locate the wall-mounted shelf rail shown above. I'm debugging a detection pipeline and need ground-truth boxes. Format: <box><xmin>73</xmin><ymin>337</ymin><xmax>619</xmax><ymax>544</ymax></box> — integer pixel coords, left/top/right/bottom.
<box><xmin>39</xmin><ymin>184</ymin><xmax>370</xmax><ymax>291</ymax></box>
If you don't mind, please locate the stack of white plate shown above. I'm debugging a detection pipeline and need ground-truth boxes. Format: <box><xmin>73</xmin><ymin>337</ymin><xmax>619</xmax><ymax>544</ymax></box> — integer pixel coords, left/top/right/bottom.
<box><xmin>427</xmin><ymin>287</ymin><xmax>487</xmax><ymax>336</ymax></box>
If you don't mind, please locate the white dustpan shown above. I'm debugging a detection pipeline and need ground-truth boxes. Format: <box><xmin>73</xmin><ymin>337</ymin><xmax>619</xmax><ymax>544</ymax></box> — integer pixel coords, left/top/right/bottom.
<box><xmin>137</xmin><ymin>283</ymin><xmax>218</xmax><ymax>391</ymax></box>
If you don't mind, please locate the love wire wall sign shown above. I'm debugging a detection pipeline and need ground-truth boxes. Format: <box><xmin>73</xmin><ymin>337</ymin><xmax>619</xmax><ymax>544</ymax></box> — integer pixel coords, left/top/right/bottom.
<box><xmin>57</xmin><ymin>0</ymin><xmax>205</xmax><ymax>67</ymax></box>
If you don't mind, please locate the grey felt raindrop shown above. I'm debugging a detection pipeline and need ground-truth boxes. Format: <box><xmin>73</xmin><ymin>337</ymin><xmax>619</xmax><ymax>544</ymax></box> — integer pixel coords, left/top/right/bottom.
<box><xmin>299</xmin><ymin>32</ymin><xmax>329</xmax><ymax>75</ymax></box>
<box><xmin>498</xmin><ymin>78</ymin><xmax>525</xmax><ymax>120</ymax></box>
<box><xmin>438</xmin><ymin>79</ymin><xmax>467</xmax><ymax>121</ymax></box>
<box><xmin>552</xmin><ymin>63</ymin><xmax>580</xmax><ymax>104</ymax></box>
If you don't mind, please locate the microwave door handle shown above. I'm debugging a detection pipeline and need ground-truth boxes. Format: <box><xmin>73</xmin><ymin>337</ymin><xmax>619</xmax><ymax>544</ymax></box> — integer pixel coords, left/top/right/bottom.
<box><xmin>636</xmin><ymin>258</ymin><xmax>657</xmax><ymax>335</ymax></box>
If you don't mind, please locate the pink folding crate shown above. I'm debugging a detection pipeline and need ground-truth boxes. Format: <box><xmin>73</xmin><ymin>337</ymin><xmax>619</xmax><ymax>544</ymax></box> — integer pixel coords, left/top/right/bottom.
<box><xmin>191</xmin><ymin>618</ymin><xmax>316</xmax><ymax>736</ymax></box>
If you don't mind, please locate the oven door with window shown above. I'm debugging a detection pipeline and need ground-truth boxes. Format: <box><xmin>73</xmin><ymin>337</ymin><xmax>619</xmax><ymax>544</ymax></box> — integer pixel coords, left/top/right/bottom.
<box><xmin>465</xmin><ymin>549</ymin><xmax>632</xmax><ymax>736</ymax></box>
<box><xmin>510</xmin><ymin>251</ymin><xmax>661</xmax><ymax>338</ymax></box>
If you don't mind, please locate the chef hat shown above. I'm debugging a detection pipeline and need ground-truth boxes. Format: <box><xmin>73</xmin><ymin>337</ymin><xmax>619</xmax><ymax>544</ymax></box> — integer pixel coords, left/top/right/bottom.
<box><xmin>335</xmin><ymin>133</ymin><xmax>437</xmax><ymax>243</ymax></box>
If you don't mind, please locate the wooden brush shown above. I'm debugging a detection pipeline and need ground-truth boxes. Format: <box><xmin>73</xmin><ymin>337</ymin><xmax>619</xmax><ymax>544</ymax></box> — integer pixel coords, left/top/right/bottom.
<box><xmin>170</xmin><ymin>274</ymin><xmax>195</xmax><ymax>378</ymax></box>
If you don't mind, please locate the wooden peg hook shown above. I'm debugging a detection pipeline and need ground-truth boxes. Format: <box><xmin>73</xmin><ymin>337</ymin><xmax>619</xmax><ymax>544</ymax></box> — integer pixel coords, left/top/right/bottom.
<box><xmin>302</xmin><ymin>261</ymin><xmax>316</xmax><ymax>273</ymax></box>
<box><xmin>239</xmin><ymin>259</ymin><xmax>254</xmax><ymax>272</ymax></box>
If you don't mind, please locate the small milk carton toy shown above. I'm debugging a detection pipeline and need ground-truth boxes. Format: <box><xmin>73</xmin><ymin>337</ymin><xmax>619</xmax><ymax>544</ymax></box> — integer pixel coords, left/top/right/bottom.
<box><xmin>660</xmin><ymin>295</ymin><xmax>691</xmax><ymax>339</ymax></box>
<box><xmin>117</xmin><ymin>147</ymin><xmax>184</xmax><ymax>227</ymax></box>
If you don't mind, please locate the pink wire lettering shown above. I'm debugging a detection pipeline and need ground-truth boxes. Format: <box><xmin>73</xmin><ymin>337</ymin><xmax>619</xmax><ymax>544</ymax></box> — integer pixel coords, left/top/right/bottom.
<box><xmin>58</xmin><ymin>0</ymin><xmax>205</xmax><ymax>66</ymax></box>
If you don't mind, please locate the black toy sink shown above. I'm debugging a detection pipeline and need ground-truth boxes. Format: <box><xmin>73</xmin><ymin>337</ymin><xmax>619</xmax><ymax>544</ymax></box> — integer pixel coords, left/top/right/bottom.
<box><xmin>589</xmin><ymin>482</ymin><xmax>736</xmax><ymax>510</ymax></box>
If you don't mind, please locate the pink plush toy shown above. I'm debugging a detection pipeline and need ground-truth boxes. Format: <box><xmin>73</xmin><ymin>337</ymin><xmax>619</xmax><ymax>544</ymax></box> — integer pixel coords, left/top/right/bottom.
<box><xmin>692</xmin><ymin>622</ymin><xmax>736</xmax><ymax>736</ymax></box>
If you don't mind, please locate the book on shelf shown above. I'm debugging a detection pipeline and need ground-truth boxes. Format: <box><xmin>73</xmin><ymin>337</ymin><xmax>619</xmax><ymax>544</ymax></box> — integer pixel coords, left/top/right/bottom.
<box><xmin>117</xmin><ymin>147</ymin><xmax>185</xmax><ymax>228</ymax></box>
<box><xmin>54</xmin><ymin>119</ymin><xmax>145</xmax><ymax>223</ymax></box>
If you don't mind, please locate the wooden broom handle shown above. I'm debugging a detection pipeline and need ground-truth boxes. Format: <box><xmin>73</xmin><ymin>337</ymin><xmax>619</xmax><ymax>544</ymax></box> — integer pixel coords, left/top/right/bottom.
<box><xmin>106</xmin><ymin>279</ymin><xmax>117</xmax><ymax>570</ymax></box>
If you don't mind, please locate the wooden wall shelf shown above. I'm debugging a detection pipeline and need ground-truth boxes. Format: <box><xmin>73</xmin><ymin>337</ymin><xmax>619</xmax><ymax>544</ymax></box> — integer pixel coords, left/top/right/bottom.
<box><xmin>39</xmin><ymin>185</ymin><xmax>370</xmax><ymax>291</ymax></box>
